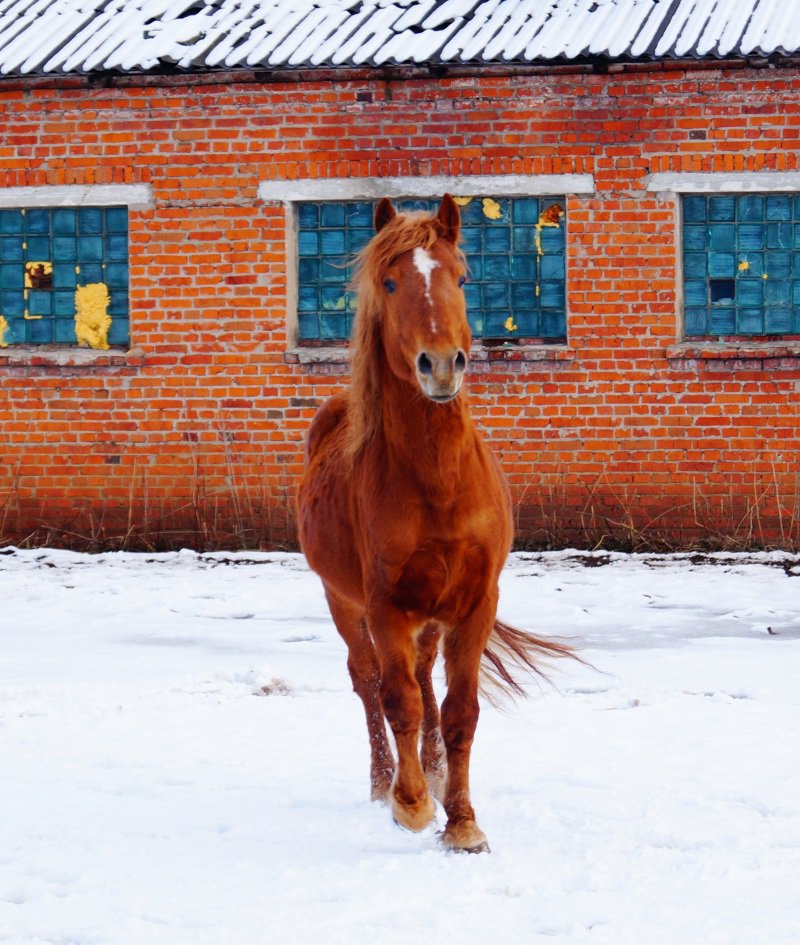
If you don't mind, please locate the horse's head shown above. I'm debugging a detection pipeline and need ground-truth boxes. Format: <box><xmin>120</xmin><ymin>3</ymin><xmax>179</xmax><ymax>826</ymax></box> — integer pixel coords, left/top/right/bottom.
<box><xmin>370</xmin><ymin>194</ymin><xmax>470</xmax><ymax>403</ymax></box>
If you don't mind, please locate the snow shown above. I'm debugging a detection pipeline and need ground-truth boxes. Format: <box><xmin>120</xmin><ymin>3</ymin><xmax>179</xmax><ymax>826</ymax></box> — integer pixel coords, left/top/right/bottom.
<box><xmin>2</xmin><ymin>547</ymin><xmax>799</xmax><ymax>945</ymax></box>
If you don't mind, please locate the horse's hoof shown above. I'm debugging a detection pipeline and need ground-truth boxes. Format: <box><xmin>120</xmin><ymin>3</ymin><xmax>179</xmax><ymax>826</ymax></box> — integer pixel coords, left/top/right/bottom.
<box><xmin>391</xmin><ymin>790</ymin><xmax>436</xmax><ymax>833</ymax></box>
<box><xmin>440</xmin><ymin>821</ymin><xmax>491</xmax><ymax>854</ymax></box>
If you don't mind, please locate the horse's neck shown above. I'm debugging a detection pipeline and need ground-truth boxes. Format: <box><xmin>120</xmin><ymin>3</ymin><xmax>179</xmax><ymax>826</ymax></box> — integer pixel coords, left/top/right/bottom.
<box><xmin>380</xmin><ymin>373</ymin><xmax>476</xmax><ymax>486</ymax></box>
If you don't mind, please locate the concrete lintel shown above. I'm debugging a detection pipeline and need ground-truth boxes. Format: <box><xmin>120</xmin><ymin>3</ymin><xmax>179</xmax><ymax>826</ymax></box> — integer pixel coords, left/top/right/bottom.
<box><xmin>0</xmin><ymin>184</ymin><xmax>154</xmax><ymax>209</ymax></box>
<box><xmin>646</xmin><ymin>172</ymin><xmax>800</xmax><ymax>194</ymax></box>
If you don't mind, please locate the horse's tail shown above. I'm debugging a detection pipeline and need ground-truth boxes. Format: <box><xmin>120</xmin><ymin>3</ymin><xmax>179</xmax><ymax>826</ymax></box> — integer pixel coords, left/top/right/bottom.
<box><xmin>480</xmin><ymin>619</ymin><xmax>581</xmax><ymax>703</ymax></box>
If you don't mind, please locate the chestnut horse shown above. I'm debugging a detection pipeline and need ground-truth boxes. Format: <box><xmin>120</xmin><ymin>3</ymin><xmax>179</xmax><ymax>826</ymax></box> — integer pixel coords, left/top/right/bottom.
<box><xmin>297</xmin><ymin>194</ymin><xmax>572</xmax><ymax>853</ymax></box>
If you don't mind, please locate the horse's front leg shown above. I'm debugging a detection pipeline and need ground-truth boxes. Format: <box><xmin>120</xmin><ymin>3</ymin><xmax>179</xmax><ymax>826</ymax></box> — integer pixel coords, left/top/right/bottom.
<box><xmin>440</xmin><ymin>598</ymin><xmax>497</xmax><ymax>853</ymax></box>
<box><xmin>415</xmin><ymin>621</ymin><xmax>446</xmax><ymax>801</ymax></box>
<box><xmin>369</xmin><ymin>603</ymin><xmax>436</xmax><ymax>833</ymax></box>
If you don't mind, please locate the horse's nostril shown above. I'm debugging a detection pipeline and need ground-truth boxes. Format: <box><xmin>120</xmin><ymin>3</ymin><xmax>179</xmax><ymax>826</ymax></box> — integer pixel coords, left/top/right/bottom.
<box><xmin>454</xmin><ymin>349</ymin><xmax>467</xmax><ymax>372</ymax></box>
<box><xmin>417</xmin><ymin>352</ymin><xmax>433</xmax><ymax>376</ymax></box>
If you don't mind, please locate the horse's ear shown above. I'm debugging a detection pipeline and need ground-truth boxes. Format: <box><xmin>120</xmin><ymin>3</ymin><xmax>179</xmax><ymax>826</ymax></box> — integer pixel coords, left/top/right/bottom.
<box><xmin>437</xmin><ymin>193</ymin><xmax>461</xmax><ymax>243</ymax></box>
<box><xmin>374</xmin><ymin>198</ymin><xmax>396</xmax><ymax>232</ymax></box>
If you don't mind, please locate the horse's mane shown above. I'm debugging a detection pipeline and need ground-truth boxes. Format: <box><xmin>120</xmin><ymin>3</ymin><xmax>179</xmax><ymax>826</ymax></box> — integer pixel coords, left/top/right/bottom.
<box><xmin>345</xmin><ymin>209</ymin><xmax>465</xmax><ymax>462</ymax></box>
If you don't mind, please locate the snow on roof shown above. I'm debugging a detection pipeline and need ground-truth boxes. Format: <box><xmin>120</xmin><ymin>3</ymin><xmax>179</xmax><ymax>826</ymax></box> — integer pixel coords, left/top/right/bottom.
<box><xmin>1</xmin><ymin>0</ymin><xmax>799</xmax><ymax>77</ymax></box>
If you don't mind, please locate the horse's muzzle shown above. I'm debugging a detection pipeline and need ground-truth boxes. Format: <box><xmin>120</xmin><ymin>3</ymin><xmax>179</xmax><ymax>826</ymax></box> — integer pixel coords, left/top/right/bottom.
<box><xmin>416</xmin><ymin>348</ymin><xmax>468</xmax><ymax>402</ymax></box>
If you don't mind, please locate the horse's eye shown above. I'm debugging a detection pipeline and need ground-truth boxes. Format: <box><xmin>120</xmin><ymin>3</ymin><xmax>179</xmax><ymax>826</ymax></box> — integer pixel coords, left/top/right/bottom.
<box><xmin>384</xmin><ymin>278</ymin><xmax>396</xmax><ymax>293</ymax></box>
<box><xmin>458</xmin><ymin>275</ymin><xmax>467</xmax><ymax>288</ymax></box>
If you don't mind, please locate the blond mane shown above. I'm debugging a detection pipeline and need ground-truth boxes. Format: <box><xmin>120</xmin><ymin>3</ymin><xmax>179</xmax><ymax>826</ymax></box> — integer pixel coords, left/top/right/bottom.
<box><xmin>345</xmin><ymin>209</ymin><xmax>465</xmax><ymax>462</ymax></box>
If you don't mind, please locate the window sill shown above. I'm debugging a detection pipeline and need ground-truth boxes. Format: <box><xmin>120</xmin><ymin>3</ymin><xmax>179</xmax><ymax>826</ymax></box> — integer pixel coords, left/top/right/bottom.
<box><xmin>285</xmin><ymin>342</ymin><xmax>574</xmax><ymax>369</ymax></box>
<box><xmin>0</xmin><ymin>346</ymin><xmax>145</xmax><ymax>367</ymax></box>
<box><xmin>667</xmin><ymin>341</ymin><xmax>800</xmax><ymax>363</ymax></box>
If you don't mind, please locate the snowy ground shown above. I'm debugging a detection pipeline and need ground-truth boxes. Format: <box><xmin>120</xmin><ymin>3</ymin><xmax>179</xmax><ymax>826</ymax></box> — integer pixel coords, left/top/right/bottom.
<box><xmin>1</xmin><ymin>547</ymin><xmax>799</xmax><ymax>945</ymax></box>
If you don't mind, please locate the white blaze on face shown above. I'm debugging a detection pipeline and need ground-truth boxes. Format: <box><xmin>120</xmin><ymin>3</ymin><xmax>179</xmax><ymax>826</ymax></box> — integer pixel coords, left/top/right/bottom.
<box><xmin>413</xmin><ymin>247</ymin><xmax>440</xmax><ymax>330</ymax></box>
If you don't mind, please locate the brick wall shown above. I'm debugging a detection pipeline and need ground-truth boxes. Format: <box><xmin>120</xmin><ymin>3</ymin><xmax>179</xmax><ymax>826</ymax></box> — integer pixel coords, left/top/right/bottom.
<box><xmin>1</xmin><ymin>64</ymin><xmax>799</xmax><ymax>550</ymax></box>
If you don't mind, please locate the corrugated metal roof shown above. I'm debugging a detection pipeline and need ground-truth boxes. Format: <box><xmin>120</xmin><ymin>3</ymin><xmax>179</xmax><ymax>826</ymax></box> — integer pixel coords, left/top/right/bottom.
<box><xmin>1</xmin><ymin>0</ymin><xmax>799</xmax><ymax>77</ymax></box>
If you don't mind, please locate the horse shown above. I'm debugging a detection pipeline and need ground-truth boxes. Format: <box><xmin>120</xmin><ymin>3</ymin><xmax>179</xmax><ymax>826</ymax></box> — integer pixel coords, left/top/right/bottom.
<box><xmin>297</xmin><ymin>194</ymin><xmax>573</xmax><ymax>853</ymax></box>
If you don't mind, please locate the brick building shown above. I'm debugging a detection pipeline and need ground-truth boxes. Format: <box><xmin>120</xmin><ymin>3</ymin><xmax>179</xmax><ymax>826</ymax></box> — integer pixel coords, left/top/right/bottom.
<box><xmin>1</xmin><ymin>0</ymin><xmax>799</xmax><ymax>550</ymax></box>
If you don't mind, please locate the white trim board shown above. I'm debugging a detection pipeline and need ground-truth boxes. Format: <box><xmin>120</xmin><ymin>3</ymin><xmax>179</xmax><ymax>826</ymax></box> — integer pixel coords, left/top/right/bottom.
<box><xmin>0</xmin><ymin>184</ymin><xmax>154</xmax><ymax>209</ymax></box>
<box><xmin>259</xmin><ymin>174</ymin><xmax>595</xmax><ymax>203</ymax></box>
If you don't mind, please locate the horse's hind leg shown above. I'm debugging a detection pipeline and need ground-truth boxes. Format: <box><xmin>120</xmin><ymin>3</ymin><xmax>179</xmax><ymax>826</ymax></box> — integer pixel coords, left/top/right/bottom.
<box><xmin>440</xmin><ymin>599</ymin><xmax>496</xmax><ymax>853</ymax></box>
<box><xmin>415</xmin><ymin>622</ymin><xmax>446</xmax><ymax>802</ymax></box>
<box><xmin>324</xmin><ymin>587</ymin><xmax>394</xmax><ymax>801</ymax></box>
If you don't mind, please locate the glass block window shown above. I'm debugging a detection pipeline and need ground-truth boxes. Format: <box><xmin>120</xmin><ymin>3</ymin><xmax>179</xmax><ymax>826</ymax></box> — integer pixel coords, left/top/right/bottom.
<box><xmin>296</xmin><ymin>196</ymin><xmax>567</xmax><ymax>342</ymax></box>
<box><xmin>0</xmin><ymin>206</ymin><xmax>128</xmax><ymax>346</ymax></box>
<box><xmin>682</xmin><ymin>194</ymin><xmax>800</xmax><ymax>336</ymax></box>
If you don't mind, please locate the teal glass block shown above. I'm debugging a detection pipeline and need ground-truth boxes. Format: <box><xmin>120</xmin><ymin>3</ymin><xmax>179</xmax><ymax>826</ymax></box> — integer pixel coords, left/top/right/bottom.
<box><xmin>78</xmin><ymin>236</ymin><xmax>103</xmax><ymax>262</ymax></box>
<box><xmin>298</xmin><ymin>286</ymin><xmax>318</xmax><ymax>311</ymax></box>
<box><xmin>79</xmin><ymin>208</ymin><xmax>103</xmax><ymax>234</ymax></box>
<box><xmin>737</xmin><ymin>309</ymin><xmax>767</xmax><ymax>333</ymax></box>
<box><xmin>320</xmin><ymin>204</ymin><xmax>346</xmax><ymax>227</ymax></box>
<box><xmin>25</xmin><ymin>209</ymin><xmax>50</xmax><ymax>233</ymax></box>
<box><xmin>53</xmin><ymin>291</ymin><xmax>75</xmax><ymax>315</ymax></box>
<box><xmin>346</xmin><ymin>203</ymin><xmax>372</xmax><ymax>227</ymax></box>
<box><xmin>484</xmin><ymin>312</ymin><xmax>511</xmax><ymax>336</ymax></box>
<box><xmin>457</xmin><ymin>199</ymin><xmax>484</xmax><ymax>225</ymax></box>
<box><xmin>79</xmin><ymin>263</ymin><xmax>103</xmax><ymax>282</ymax></box>
<box><xmin>484</xmin><ymin>227</ymin><xmax>510</xmax><ymax>253</ymax></box>
<box><xmin>346</xmin><ymin>228</ymin><xmax>371</xmax><ymax>252</ymax></box>
<box><xmin>467</xmin><ymin>312</ymin><xmax>483</xmax><ymax>335</ymax></box>
<box><xmin>0</xmin><ymin>265</ymin><xmax>23</xmax><ymax>288</ymax></box>
<box><xmin>512</xmin><ymin>198</ymin><xmax>539</xmax><ymax>224</ymax></box>
<box><xmin>104</xmin><ymin>262</ymin><xmax>128</xmax><ymax>288</ymax></box>
<box><xmin>298</xmin><ymin>204</ymin><xmax>319</xmax><ymax>227</ymax></box>
<box><xmin>708</xmin><ymin>253</ymin><xmax>735</xmax><ymax>277</ymax></box>
<box><xmin>52</xmin><ymin>209</ymin><xmax>76</xmax><ymax>234</ymax></box>
<box><xmin>512</xmin><ymin>227</ymin><xmax>533</xmax><ymax>252</ymax></box>
<box><xmin>684</xmin><ymin>226</ymin><xmax>708</xmax><ymax>251</ymax></box>
<box><xmin>514</xmin><ymin>311</ymin><xmax>539</xmax><ymax>334</ymax></box>
<box><xmin>463</xmin><ymin>284</ymin><xmax>480</xmax><ymax>309</ymax></box>
<box><xmin>1</xmin><ymin>237</ymin><xmax>24</xmax><ymax>261</ymax></box>
<box><xmin>511</xmin><ymin>283</ymin><xmax>537</xmax><ymax>307</ymax></box>
<box><xmin>26</xmin><ymin>318</ymin><xmax>53</xmax><ymax>343</ymax></box>
<box><xmin>683</xmin><ymin>253</ymin><xmax>706</xmax><ymax>278</ymax></box>
<box><xmin>539</xmin><ymin>282</ymin><xmax>565</xmax><ymax>308</ymax></box>
<box><xmin>540</xmin><ymin>310</ymin><xmax>566</xmax><ymax>337</ymax></box>
<box><xmin>53</xmin><ymin>237</ymin><xmax>77</xmax><ymax>261</ymax></box>
<box><xmin>467</xmin><ymin>257</ymin><xmax>482</xmax><ymax>279</ymax></box>
<box><xmin>28</xmin><ymin>291</ymin><xmax>52</xmax><ymax>316</ymax></box>
<box><xmin>685</xmin><ymin>308</ymin><xmax>708</xmax><ymax>335</ymax></box>
<box><xmin>739</xmin><ymin>196</ymin><xmax>764</xmax><ymax>221</ymax></box>
<box><xmin>483</xmin><ymin>256</ymin><xmax>509</xmax><ymax>279</ymax></box>
<box><xmin>765</xmin><ymin>279</ymin><xmax>790</xmax><ymax>305</ymax></box>
<box><xmin>793</xmin><ymin>225</ymin><xmax>800</xmax><ymax>249</ymax></box>
<box><xmin>105</xmin><ymin>208</ymin><xmax>127</xmax><ymax>232</ymax></box>
<box><xmin>320</xmin><ymin>286</ymin><xmax>347</xmax><ymax>311</ymax></box>
<box><xmin>709</xmin><ymin>224</ymin><xmax>735</xmax><ymax>251</ymax></box>
<box><xmin>510</xmin><ymin>256</ymin><xmax>533</xmax><ymax>280</ymax></box>
<box><xmin>54</xmin><ymin>319</ymin><xmax>76</xmax><ymax>342</ymax></box>
<box><xmin>26</xmin><ymin>236</ymin><xmax>50</xmax><ymax>257</ymax></box>
<box><xmin>108</xmin><ymin>318</ymin><xmax>129</xmax><ymax>345</ymax></box>
<box><xmin>682</xmin><ymin>196</ymin><xmax>707</xmax><ymax>223</ymax></box>
<box><xmin>319</xmin><ymin>258</ymin><xmax>346</xmax><ymax>283</ymax></box>
<box><xmin>298</xmin><ymin>258</ymin><xmax>319</xmax><ymax>282</ymax></box>
<box><xmin>740</xmin><ymin>253</ymin><xmax>764</xmax><ymax>277</ymax></box>
<box><xmin>105</xmin><ymin>234</ymin><xmax>128</xmax><ymax>261</ymax></box>
<box><xmin>297</xmin><ymin>315</ymin><xmax>319</xmax><ymax>339</ymax></box>
<box><xmin>461</xmin><ymin>229</ymin><xmax>482</xmax><ymax>254</ymax></box>
<box><xmin>319</xmin><ymin>313</ymin><xmax>348</xmax><ymax>339</ymax></box>
<box><xmin>482</xmin><ymin>283</ymin><xmax>509</xmax><ymax>310</ymax></box>
<box><xmin>709</xmin><ymin>195</ymin><xmax>736</xmax><ymax>221</ymax></box>
<box><xmin>739</xmin><ymin>224</ymin><xmax>765</xmax><ymax>250</ymax></box>
<box><xmin>737</xmin><ymin>281</ymin><xmax>763</xmax><ymax>306</ymax></box>
<box><xmin>540</xmin><ymin>253</ymin><xmax>565</xmax><ymax>279</ymax></box>
<box><xmin>684</xmin><ymin>280</ymin><xmax>707</xmax><ymax>306</ymax></box>
<box><xmin>1</xmin><ymin>291</ymin><xmax>24</xmax><ymax>316</ymax></box>
<box><xmin>764</xmin><ymin>308</ymin><xmax>792</xmax><ymax>333</ymax></box>
<box><xmin>540</xmin><ymin>226</ymin><xmax>565</xmax><ymax>253</ymax></box>
<box><xmin>709</xmin><ymin>308</ymin><xmax>736</xmax><ymax>334</ymax></box>
<box><xmin>766</xmin><ymin>195</ymin><xmax>792</xmax><ymax>221</ymax></box>
<box><xmin>768</xmin><ymin>252</ymin><xmax>791</xmax><ymax>277</ymax></box>
<box><xmin>52</xmin><ymin>264</ymin><xmax>78</xmax><ymax>289</ymax></box>
<box><xmin>0</xmin><ymin>210</ymin><xmax>23</xmax><ymax>233</ymax></box>
<box><xmin>108</xmin><ymin>290</ymin><xmax>128</xmax><ymax>316</ymax></box>
<box><xmin>320</xmin><ymin>230</ymin><xmax>345</xmax><ymax>255</ymax></box>
<box><xmin>298</xmin><ymin>232</ymin><xmax>319</xmax><ymax>256</ymax></box>
<box><xmin>767</xmin><ymin>222</ymin><xmax>791</xmax><ymax>249</ymax></box>
<box><xmin>3</xmin><ymin>315</ymin><xmax>22</xmax><ymax>343</ymax></box>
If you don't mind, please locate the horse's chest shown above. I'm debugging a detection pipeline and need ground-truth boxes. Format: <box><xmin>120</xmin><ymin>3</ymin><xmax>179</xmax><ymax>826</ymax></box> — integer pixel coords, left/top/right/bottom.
<box><xmin>388</xmin><ymin>541</ymin><xmax>489</xmax><ymax>621</ymax></box>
